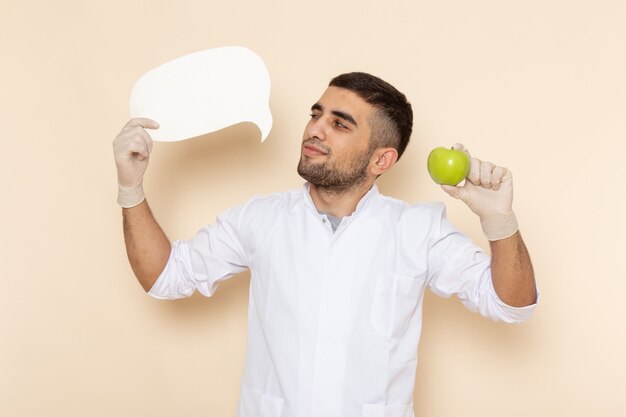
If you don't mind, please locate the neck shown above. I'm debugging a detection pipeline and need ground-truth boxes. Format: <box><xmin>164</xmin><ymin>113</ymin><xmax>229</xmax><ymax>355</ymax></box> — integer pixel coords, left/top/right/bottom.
<box><xmin>308</xmin><ymin>180</ymin><xmax>374</xmax><ymax>217</ymax></box>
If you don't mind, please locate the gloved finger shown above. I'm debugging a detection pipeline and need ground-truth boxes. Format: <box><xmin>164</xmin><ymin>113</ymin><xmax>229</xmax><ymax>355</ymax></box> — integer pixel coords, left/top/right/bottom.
<box><xmin>127</xmin><ymin>135</ymin><xmax>151</xmax><ymax>159</ymax></box>
<box><xmin>116</xmin><ymin>129</ymin><xmax>151</xmax><ymax>156</ymax></box>
<box><xmin>129</xmin><ymin>127</ymin><xmax>154</xmax><ymax>149</ymax></box>
<box><xmin>441</xmin><ymin>184</ymin><xmax>462</xmax><ymax>199</ymax></box>
<box><xmin>502</xmin><ymin>168</ymin><xmax>513</xmax><ymax>182</ymax></box>
<box><xmin>480</xmin><ymin>160</ymin><xmax>495</xmax><ymax>189</ymax></box>
<box><xmin>145</xmin><ymin>131</ymin><xmax>154</xmax><ymax>154</ymax></box>
<box><xmin>468</xmin><ymin>157</ymin><xmax>481</xmax><ymax>185</ymax></box>
<box><xmin>115</xmin><ymin>127</ymin><xmax>148</xmax><ymax>148</ymax></box>
<box><xmin>491</xmin><ymin>166</ymin><xmax>507</xmax><ymax>190</ymax></box>
<box><xmin>451</xmin><ymin>143</ymin><xmax>471</xmax><ymax>158</ymax></box>
<box><xmin>123</xmin><ymin>118</ymin><xmax>160</xmax><ymax>130</ymax></box>
<box><xmin>451</xmin><ymin>143</ymin><xmax>465</xmax><ymax>152</ymax></box>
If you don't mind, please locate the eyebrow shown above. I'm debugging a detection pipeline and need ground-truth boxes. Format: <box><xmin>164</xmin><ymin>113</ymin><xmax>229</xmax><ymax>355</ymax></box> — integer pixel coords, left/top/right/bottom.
<box><xmin>311</xmin><ymin>103</ymin><xmax>358</xmax><ymax>128</ymax></box>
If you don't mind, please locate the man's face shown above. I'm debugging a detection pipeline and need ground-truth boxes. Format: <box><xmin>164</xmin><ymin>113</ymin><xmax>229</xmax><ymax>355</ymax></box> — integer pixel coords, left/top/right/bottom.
<box><xmin>297</xmin><ymin>87</ymin><xmax>375</xmax><ymax>192</ymax></box>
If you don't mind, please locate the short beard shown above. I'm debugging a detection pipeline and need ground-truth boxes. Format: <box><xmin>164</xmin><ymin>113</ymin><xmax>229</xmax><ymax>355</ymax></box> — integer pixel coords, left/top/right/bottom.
<box><xmin>297</xmin><ymin>145</ymin><xmax>374</xmax><ymax>195</ymax></box>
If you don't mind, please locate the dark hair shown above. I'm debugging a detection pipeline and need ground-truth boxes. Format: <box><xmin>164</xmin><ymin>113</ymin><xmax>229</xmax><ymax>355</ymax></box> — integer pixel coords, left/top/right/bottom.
<box><xmin>329</xmin><ymin>72</ymin><xmax>413</xmax><ymax>160</ymax></box>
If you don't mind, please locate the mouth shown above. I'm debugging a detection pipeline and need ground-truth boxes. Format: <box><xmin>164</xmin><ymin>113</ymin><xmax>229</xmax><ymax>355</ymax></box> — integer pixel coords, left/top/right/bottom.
<box><xmin>302</xmin><ymin>142</ymin><xmax>329</xmax><ymax>157</ymax></box>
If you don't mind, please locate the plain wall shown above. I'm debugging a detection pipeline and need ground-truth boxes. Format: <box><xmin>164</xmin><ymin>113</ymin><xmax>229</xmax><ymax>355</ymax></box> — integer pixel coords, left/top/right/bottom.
<box><xmin>1</xmin><ymin>0</ymin><xmax>625</xmax><ymax>416</ymax></box>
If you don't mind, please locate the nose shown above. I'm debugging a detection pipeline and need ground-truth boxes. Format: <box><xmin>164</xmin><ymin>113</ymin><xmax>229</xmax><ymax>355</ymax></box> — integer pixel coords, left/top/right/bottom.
<box><xmin>305</xmin><ymin>117</ymin><xmax>326</xmax><ymax>141</ymax></box>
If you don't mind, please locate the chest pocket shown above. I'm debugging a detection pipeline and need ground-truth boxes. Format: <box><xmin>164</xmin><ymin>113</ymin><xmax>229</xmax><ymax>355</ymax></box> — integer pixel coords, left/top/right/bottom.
<box><xmin>370</xmin><ymin>273</ymin><xmax>426</xmax><ymax>339</ymax></box>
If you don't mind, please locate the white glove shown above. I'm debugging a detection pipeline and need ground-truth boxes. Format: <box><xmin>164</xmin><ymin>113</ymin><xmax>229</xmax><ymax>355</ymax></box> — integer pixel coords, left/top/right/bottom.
<box><xmin>113</xmin><ymin>118</ymin><xmax>159</xmax><ymax>208</ymax></box>
<box><xmin>441</xmin><ymin>144</ymin><xmax>519</xmax><ymax>241</ymax></box>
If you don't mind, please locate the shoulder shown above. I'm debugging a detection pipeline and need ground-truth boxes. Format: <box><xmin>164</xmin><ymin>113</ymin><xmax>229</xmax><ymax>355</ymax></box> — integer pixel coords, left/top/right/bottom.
<box><xmin>370</xmin><ymin>192</ymin><xmax>448</xmax><ymax>239</ymax></box>
<box><xmin>219</xmin><ymin>187</ymin><xmax>303</xmax><ymax>227</ymax></box>
<box><xmin>373</xmin><ymin>192</ymin><xmax>446</xmax><ymax>220</ymax></box>
<box><xmin>240</xmin><ymin>187</ymin><xmax>305</xmax><ymax>214</ymax></box>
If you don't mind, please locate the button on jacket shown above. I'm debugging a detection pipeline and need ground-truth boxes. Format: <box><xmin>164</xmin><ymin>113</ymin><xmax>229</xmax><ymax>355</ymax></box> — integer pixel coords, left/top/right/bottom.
<box><xmin>149</xmin><ymin>184</ymin><xmax>537</xmax><ymax>417</ymax></box>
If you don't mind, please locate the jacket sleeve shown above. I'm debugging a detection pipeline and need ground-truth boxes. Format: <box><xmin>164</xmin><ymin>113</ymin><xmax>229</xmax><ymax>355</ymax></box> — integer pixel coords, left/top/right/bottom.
<box><xmin>148</xmin><ymin>205</ymin><xmax>249</xmax><ymax>300</ymax></box>
<box><xmin>426</xmin><ymin>203</ymin><xmax>538</xmax><ymax>324</ymax></box>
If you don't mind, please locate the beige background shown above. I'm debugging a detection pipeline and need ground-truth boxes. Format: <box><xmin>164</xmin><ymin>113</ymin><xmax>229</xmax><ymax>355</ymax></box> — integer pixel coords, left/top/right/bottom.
<box><xmin>1</xmin><ymin>0</ymin><xmax>624</xmax><ymax>416</ymax></box>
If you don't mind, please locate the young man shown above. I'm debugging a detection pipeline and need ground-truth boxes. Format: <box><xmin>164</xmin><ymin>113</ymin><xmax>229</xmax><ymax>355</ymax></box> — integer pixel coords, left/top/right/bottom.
<box><xmin>113</xmin><ymin>72</ymin><xmax>537</xmax><ymax>417</ymax></box>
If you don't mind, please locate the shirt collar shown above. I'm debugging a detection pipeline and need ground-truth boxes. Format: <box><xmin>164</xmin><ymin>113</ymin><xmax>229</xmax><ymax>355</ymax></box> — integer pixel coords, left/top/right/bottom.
<box><xmin>302</xmin><ymin>182</ymin><xmax>379</xmax><ymax>217</ymax></box>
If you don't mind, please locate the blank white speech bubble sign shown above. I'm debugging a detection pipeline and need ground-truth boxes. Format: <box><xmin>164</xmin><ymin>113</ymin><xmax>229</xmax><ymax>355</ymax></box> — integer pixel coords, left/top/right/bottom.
<box><xmin>129</xmin><ymin>46</ymin><xmax>272</xmax><ymax>142</ymax></box>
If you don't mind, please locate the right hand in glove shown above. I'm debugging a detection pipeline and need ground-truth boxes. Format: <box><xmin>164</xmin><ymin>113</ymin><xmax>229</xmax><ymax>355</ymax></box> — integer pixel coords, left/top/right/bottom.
<box><xmin>113</xmin><ymin>118</ymin><xmax>159</xmax><ymax>208</ymax></box>
<box><xmin>440</xmin><ymin>143</ymin><xmax>518</xmax><ymax>241</ymax></box>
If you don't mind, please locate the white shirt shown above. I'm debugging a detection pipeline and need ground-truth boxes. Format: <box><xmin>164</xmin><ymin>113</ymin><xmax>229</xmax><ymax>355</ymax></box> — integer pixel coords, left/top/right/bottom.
<box><xmin>149</xmin><ymin>184</ymin><xmax>537</xmax><ymax>417</ymax></box>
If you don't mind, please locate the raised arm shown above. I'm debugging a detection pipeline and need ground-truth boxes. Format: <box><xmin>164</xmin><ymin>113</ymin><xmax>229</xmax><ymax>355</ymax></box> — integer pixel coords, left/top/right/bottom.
<box><xmin>489</xmin><ymin>231</ymin><xmax>536</xmax><ymax>306</ymax></box>
<box><xmin>441</xmin><ymin>144</ymin><xmax>537</xmax><ymax>307</ymax></box>
<box><xmin>113</xmin><ymin>118</ymin><xmax>171</xmax><ymax>292</ymax></box>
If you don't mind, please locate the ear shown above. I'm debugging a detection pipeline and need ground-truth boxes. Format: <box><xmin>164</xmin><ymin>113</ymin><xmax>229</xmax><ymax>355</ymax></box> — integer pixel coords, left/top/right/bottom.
<box><xmin>370</xmin><ymin>148</ymin><xmax>398</xmax><ymax>176</ymax></box>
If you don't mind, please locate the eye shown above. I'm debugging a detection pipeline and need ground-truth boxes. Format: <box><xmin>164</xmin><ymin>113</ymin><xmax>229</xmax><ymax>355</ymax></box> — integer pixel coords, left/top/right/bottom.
<box><xmin>309</xmin><ymin>113</ymin><xmax>320</xmax><ymax>119</ymax></box>
<box><xmin>334</xmin><ymin>120</ymin><xmax>348</xmax><ymax>129</ymax></box>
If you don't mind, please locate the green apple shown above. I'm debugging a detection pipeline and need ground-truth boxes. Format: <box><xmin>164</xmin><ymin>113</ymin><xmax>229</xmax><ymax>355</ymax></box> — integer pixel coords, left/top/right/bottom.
<box><xmin>427</xmin><ymin>146</ymin><xmax>470</xmax><ymax>185</ymax></box>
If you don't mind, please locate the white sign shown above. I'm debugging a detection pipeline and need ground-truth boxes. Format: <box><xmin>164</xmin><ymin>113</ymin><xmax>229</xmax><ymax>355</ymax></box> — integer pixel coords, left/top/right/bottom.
<box><xmin>129</xmin><ymin>46</ymin><xmax>272</xmax><ymax>142</ymax></box>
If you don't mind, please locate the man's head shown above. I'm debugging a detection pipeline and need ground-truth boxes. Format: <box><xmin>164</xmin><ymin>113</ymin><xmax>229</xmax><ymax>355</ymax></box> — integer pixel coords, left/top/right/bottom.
<box><xmin>297</xmin><ymin>72</ymin><xmax>413</xmax><ymax>193</ymax></box>
<box><xmin>328</xmin><ymin>72</ymin><xmax>413</xmax><ymax>160</ymax></box>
